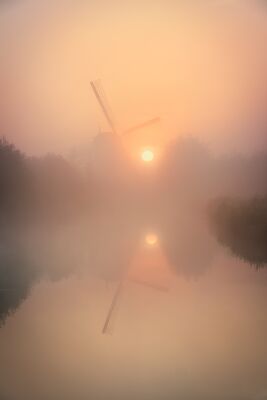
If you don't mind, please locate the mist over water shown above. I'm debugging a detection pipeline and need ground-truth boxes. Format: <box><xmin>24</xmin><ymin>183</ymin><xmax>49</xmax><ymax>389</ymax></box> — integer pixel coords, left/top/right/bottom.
<box><xmin>1</xmin><ymin>1</ymin><xmax>267</xmax><ymax>399</ymax></box>
<box><xmin>0</xmin><ymin>135</ymin><xmax>267</xmax><ymax>400</ymax></box>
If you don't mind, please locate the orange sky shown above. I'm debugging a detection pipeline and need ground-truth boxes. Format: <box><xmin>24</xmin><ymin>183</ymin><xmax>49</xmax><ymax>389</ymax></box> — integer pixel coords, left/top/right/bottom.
<box><xmin>1</xmin><ymin>0</ymin><xmax>267</xmax><ymax>155</ymax></box>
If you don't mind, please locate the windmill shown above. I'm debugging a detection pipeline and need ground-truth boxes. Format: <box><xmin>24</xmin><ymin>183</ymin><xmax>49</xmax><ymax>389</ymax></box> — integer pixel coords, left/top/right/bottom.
<box><xmin>90</xmin><ymin>79</ymin><xmax>161</xmax><ymax>165</ymax></box>
<box><xmin>102</xmin><ymin>231</ymin><xmax>172</xmax><ymax>335</ymax></box>
<box><xmin>102</xmin><ymin>274</ymin><xmax>170</xmax><ymax>335</ymax></box>
<box><xmin>90</xmin><ymin>80</ymin><xmax>169</xmax><ymax>334</ymax></box>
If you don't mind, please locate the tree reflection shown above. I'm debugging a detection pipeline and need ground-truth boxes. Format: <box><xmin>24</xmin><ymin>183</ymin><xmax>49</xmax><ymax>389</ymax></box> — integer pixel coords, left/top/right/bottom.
<box><xmin>1</xmin><ymin>135</ymin><xmax>267</xmax><ymax>326</ymax></box>
<box><xmin>0</xmin><ymin>208</ymin><xmax>217</xmax><ymax>326</ymax></box>
<box><xmin>160</xmin><ymin>212</ymin><xmax>216</xmax><ymax>278</ymax></box>
<box><xmin>0</xmin><ymin>239</ymin><xmax>36</xmax><ymax>325</ymax></box>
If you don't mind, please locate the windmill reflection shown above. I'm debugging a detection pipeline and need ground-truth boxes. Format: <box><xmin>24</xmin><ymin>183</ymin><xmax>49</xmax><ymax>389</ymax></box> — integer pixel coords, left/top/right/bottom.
<box><xmin>102</xmin><ymin>229</ymin><xmax>171</xmax><ymax>334</ymax></box>
<box><xmin>0</xmin><ymin>209</ymin><xmax>216</xmax><ymax>330</ymax></box>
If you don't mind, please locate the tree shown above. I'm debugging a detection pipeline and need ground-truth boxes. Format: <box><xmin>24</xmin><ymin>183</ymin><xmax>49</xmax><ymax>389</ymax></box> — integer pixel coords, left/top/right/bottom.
<box><xmin>0</xmin><ymin>137</ymin><xmax>30</xmax><ymax>224</ymax></box>
<box><xmin>209</xmin><ymin>197</ymin><xmax>267</xmax><ymax>267</ymax></box>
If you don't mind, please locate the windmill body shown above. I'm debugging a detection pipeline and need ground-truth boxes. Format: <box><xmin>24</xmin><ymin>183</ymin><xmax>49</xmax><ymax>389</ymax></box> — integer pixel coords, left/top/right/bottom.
<box><xmin>89</xmin><ymin>79</ymin><xmax>161</xmax><ymax>185</ymax></box>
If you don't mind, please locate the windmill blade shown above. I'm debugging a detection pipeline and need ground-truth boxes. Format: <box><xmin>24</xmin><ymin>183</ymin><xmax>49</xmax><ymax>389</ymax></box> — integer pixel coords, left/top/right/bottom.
<box><xmin>90</xmin><ymin>80</ymin><xmax>117</xmax><ymax>135</ymax></box>
<box><xmin>102</xmin><ymin>281</ymin><xmax>124</xmax><ymax>334</ymax></box>
<box><xmin>123</xmin><ymin>117</ymin><xmax>160</xmax><ymax>136</ymax></box>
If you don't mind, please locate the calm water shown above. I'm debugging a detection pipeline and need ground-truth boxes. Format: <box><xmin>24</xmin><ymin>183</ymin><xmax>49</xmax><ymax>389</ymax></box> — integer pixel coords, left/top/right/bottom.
<box><xmin>1</xmin><ymin>206</ymin><xmax>267</xmax><ymax>400</ymax></box>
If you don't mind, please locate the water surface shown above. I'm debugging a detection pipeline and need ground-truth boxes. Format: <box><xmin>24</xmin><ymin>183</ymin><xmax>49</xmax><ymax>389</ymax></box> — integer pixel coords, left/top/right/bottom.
<box><xmin>0</xmin><ymin>207</ymin><xmax>267</xmax><ymax>400</ymax></box>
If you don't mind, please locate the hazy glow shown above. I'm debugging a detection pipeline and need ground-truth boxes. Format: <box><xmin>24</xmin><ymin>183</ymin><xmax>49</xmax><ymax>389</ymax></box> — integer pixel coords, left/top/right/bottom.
<box><xmin>141</xmin><ymin>149</ymin><xmax>154</xmax><ymax>163</ymax></box>
<box><xmin>1</xmin><ymin>1</ymin><xmax>267</xmax><ymax>154</ymax></box>
<box><xmin>145</xmin><ymin>233</ymin><xmax>158</xmax><ymax>246</ymax></box>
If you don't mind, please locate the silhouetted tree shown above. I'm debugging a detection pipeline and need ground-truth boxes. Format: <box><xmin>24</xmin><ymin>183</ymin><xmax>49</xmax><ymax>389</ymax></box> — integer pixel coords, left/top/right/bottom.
<box><xmin>0</xmin><ymin>138</ymin><xmax>90</xmax><ymax>225</ymax></box>
<box><xmin>28</xmin><ymin>154</ymin><xmax>88</xmax><ymax>224</ymax></box>
<box><xmin>209</xmin><ymin>197</ymin><xmax>267</xmax><ymax>267</ymax></box>
<box><xmin>0</xmin><ymin>137</ymin><xmax>30</xmax><ymax>224</ymax></box>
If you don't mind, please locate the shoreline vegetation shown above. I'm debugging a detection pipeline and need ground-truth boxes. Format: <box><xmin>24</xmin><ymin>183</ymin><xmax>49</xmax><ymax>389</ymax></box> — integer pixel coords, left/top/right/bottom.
<box><xmin>208</xmin><ymin>197</ymin><xmax>267</xmax><ymax>268</ymax></box>
<box><xmin>2</xmin><ymin>134</ymin><xmax>267</xmax><ymax>219</ymax></box>
<box><xmin>1</xmin><ymin>134</ymin><xmax>267</xmax><ymax>325</ymax></box>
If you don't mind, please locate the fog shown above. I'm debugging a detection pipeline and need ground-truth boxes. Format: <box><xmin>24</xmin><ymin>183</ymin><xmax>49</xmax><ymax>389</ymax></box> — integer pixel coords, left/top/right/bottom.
<box><xmin>1</xmin><ymin>207</ymin><xmax>267</xmax><ymax>400</ymax></box>
<box><xmin>1</xmin><ymin>1</ymin><xmax>267</xmax><ymax>399</ymax></box>
<box><xmin>1</xmin><ymin>0</ymin><xmax>267</xmax><ymax>154</ymax></box>
<box><xmin>1</xmin><ymin>135</ymin><xmax>267</xmax><ymax>399</ymax></box>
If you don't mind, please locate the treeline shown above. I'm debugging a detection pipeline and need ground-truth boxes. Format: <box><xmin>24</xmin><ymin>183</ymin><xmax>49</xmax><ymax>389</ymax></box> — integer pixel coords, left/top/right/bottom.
<box><xmin>1</xmin><ymin>134</ymin><xmax>267</xmax><ymax>324</ymax></box>
<box><xmin>0</xmin><ymin>137</ymin><xmax>91</xmax><ymax>324</ymax></box>
<box><xmin>2</xmin><ymin>134</ymin><xmax>267</xmax><ymax>222</ymax></box>
<box><xmin>161</xmin><ymin>137</ymin><xmax>267</xmax><ymax>267</ymax></box>
<box><xmin>161</xmin><ymin>136</ymin><xmax>267</xmax><ymax>203</ymax></box>
<box><xmin>0</xmin><ymin>137</ymin><xmax>89</xmax><ymax>226</ymax></box>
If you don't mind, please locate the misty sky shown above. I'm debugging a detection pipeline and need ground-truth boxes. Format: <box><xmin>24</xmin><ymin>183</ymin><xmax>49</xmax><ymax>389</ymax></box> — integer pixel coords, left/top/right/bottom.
<box><xmin>0</xmin><ymin>0</ymin><xmax>267</xmax><ymax>155</ymax></box>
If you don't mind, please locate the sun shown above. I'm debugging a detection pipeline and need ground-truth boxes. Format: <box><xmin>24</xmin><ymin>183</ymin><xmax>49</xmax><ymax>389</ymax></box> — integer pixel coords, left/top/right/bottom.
<box><xmin>145</xmin><ymin>233</ymin><xmax>158</xmax><ymax>246</ymax></box>
<box><xmin>141</xmin><ymin>149</ymin><xmax>154</xmax><ymax>163</ymax></box>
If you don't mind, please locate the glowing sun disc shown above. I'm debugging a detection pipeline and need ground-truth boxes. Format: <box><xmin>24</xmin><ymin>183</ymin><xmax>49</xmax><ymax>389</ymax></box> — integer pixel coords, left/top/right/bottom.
<box><xmin>145</xmin><ymin>233</ymin><xmax>158</xmax><ymax>246</ymax></box>
<box><xmin>141</xmin><ymin>149</ymin><xmax>154</xmax><ymax>162</ymax></box>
